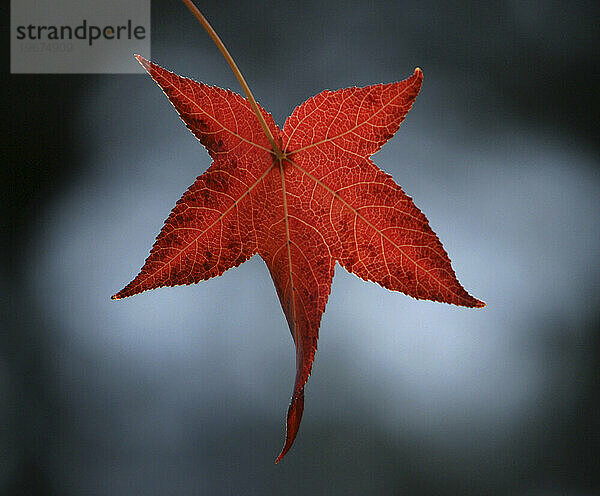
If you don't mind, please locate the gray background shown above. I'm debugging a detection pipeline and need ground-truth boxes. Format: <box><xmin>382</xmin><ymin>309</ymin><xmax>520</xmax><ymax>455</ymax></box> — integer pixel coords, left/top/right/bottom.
<box><xmin>4</xmin><ymin>1</ymin><xmax>599</xmax><ymax>494</ymax></box>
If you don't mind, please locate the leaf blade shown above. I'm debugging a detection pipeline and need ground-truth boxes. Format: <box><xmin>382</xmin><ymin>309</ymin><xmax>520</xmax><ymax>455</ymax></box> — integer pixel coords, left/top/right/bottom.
<box><xmin>114</xmin><ymin>60</ymin><xmax>484</xmax><ymax>463</ymax></box>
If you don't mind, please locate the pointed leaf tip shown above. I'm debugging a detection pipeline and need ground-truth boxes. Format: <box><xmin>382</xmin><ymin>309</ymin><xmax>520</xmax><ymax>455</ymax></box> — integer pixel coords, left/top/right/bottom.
<box><xmin>134</xmin><ymin>54</ymin><xmax>151</xmax><ymax>71</ymax></box>
<box><xmin>413</xmin><ymin>67</ymin><xmax>423</xmax><ymax>83</ymax></box>
<box><xmin>275</xmin><ymin>390</ymin><xmax>305</xmax><ymax>463</ymax></box>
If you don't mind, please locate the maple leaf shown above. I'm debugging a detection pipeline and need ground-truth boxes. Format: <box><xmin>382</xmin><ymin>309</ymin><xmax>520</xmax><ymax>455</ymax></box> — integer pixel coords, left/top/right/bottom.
<box><xmin>112</xmin><ymin>55</ymin><xmax>484</xmax><ymax>463</ymax></box>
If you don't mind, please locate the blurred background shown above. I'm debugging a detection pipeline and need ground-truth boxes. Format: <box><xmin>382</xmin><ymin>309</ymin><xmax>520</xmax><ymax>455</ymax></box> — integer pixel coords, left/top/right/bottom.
<box><xmin>3</xmin><ymin>1</ymin><xmax>599</xmax><ymax>494</ymax></box>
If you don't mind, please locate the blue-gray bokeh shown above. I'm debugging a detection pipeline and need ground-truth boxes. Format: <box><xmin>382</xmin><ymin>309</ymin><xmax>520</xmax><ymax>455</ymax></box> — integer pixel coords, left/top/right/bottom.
<box><xmin>4</xmin><ymin>1</ymin><xmax>599</xmax><ymax>494</ymax></box>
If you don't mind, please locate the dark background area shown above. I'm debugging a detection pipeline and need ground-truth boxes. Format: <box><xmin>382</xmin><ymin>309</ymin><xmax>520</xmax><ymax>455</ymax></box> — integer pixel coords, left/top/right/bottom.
<box><xmin>3</xmin><ymin>1</ymin><xmax>599</xmax><ymax>495</ymax></box>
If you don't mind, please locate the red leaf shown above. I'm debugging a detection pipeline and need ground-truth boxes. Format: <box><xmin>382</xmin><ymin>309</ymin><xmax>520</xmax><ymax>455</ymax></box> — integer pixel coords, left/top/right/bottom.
<box><xmin>113</xmin><ymin>56</ymin><xmax>484</xmax><ymax>462</ymax></box>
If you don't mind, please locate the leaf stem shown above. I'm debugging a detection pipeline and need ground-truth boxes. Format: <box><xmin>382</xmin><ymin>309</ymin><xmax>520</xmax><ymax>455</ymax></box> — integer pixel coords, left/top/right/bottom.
<box><xmin>181</xmin><ymin>0</ymin><xmax>283</xmax><ymax>158</ymax></box>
